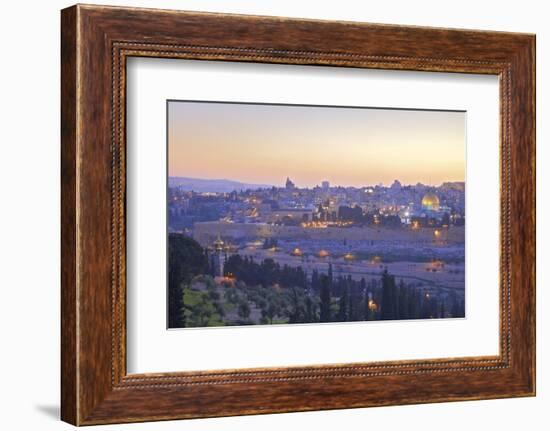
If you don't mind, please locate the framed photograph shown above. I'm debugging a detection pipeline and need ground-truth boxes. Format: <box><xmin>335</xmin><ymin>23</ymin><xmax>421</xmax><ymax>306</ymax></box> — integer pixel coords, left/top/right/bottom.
<box><xmin>61</xmin><ymin>4</ymin><xmax>536</xmax><ymax>425</ymax></box>
<box><xmin>165</xmin><ymin>100</ymin><xmax>467</xmax><ymax>329</ymax></box>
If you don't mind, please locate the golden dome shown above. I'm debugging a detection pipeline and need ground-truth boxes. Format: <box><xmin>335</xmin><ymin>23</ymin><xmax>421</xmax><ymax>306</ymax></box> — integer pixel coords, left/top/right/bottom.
<box><xmin>421</xmin><ymin>192</ymin><xmax>440</xmax><ymax>211</ymax></box>
<box><xmin>213</xmin><ymin>235</ymin><xmax>225</xmax><ymax>250</ymax></box>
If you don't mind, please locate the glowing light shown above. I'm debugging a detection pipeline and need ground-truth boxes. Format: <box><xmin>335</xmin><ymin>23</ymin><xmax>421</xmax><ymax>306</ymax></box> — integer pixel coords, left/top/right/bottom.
<box><xmin>212</xmin><ymin>236</ymin><xmax>225</xmax><ymax>251</ymax></box>
<box><xmin>344</xmin><ymin>253</ymin><xmax>355</xmax><ymax>261</ymax></box>
<box><xmin>371</xmin><ymin>256</ymin><xmax>382</xmax><ymax>264</ymax></box>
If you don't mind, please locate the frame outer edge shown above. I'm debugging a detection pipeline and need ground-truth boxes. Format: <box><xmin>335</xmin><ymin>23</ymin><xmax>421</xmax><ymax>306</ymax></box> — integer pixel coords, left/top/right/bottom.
<box><xmin>61</xmin><ymin>5</ymin><xmax>79</xmax><ymax>426</ymax></box>
<box><xmin>521</xmin><ymin>34</ymin><xmax>536</xmax><ymax>394</ymax></box>
<box><xmin>503</xmin><ymin>34</ymin><xmax>536</xmax><ymax>396</ymax></box>
<box><xmin>531</xmin><ymin>34</ymin><xmax>536</xmax><ymax>396</ymax></box>
<box><xmin>61</xmin><ymin>4</ymin><xmax>536</xmax><ymax>425</ymax></box>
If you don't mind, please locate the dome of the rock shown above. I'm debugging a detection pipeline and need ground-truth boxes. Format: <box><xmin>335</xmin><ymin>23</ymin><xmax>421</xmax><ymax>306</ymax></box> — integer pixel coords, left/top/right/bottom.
<box><xmin>421</xmin><ymin>192</ymin><xmax>440</xmax><ymax>211</ymax></box>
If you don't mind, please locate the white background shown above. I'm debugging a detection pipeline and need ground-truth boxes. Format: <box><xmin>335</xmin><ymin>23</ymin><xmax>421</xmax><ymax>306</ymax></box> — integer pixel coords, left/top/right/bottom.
<box><xmin>0</xmin><ymin>0</ymin><xmax>547</xmax><ymax>430</ymax></box>
<box><xmin>127</xmin><ymin>59</ymin><xmax>499</xmax><ymax>373</ymax></box>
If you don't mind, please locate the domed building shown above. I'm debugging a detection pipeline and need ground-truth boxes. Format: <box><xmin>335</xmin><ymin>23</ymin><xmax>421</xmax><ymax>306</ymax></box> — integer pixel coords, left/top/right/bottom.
<box><xmin>421</xmin><ymin>192</ymin><xmax>440</xmax><ymax>211</ymax></box>
<box><xmin>408</xmin><ymin>190</ymin><xmax>451</xmax><ymax>229</ymax></box>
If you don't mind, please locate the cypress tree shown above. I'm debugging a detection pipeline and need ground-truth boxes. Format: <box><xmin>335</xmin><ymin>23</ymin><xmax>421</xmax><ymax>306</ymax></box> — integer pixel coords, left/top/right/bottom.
<box><xmin>338</xmin><ymin>283</ymin><xmax>349</xmax><ymax>321</ymax></box>
<box><xmin>398</xmin><ymin>279</ymin><xmax>408</xmax><ymax>319</ymax></box>
<box><xmin>311</xmin><ymin>269</ymin><xmax>320</xmax><ymax>293</ymax></box>
<box><xmin>320</xmin><ymin>274</ymin><xmax>332</xmax><ymax>323</ymax></box>
<box><xmin>381</xmin><ymin>269</ymin><xmax>397</xmax><ymax>320</ymax></box>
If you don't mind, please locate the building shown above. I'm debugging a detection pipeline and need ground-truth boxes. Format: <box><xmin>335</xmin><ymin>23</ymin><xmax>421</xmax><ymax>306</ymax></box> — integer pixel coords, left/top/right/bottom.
<box><xmin>285</xmin><ymin>177</ymin><xmax>296</xmax><ymax>190</ymax></box>
<box><xmin>408</xmin><ymin>191</ymin><xmax>457</xmax><ymax>229</ymax></box>
<box><xmin>321</xmin><ymin>180</ymin><xmax>330</xmax><ymax>191</ymax></box>
<box><xmin>210</xmin><ymin>235</ymin><xmax>227</xmax><ymax>277</ymax></box>
<box><xmin>421</xmin><ymin>192</ymin><xmax>440</xmax><ymax>211</ymax></box>
<box><xmin>266</xmin><ymin>208</ymin><xmax>313</xmax><ymax>224</ymax></box>
<box><xmin>390</xmin><ymin>179</ymin><xmax>402</xmax><ymax>190</ymax></box>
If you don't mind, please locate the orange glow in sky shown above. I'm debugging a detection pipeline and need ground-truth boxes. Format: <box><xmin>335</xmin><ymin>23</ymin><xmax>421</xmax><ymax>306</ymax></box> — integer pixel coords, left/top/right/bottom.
<box><xmin>168</xmin><ymin>101</ymin><xmax>465</xmax><ymax>188</ymax></box>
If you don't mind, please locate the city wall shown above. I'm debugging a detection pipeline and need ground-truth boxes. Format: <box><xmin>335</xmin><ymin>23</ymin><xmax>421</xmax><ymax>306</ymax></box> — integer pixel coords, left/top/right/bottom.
<box><xmin>193</xmin><ymin>221</ymin><xmax>465</xmax><ymax>247</ymax></box>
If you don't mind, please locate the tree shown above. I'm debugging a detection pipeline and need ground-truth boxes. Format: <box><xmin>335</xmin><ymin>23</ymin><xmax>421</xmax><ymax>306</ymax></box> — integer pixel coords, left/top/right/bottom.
<box><xmin>168</xmin><ymin>233</ymin><xmax>208</xmax><ymax>328</ymax></box>
<box><xmin>304</xmin><ymin>295</ymin><xmax>318</xmax><ymax>323</ymax></box>
<box><xmin>264</xmin><ymin>291</ymin><xmax>281</xmax><ymax>324</ymax></box>
<box><xmin>287</xmin><ymin>285</ymin><xmax>302</xmax><ymax>323</ymax></box>
<box><xmin>439</xmin><ymin>300</ymin><xmax>446</xmax><ymax>318</ymax></box>
<box><xmin>349</xmin><ymin>277</ymin><xmax>362</xmax><ymax>321</ymax></box>
<box><xmin>337</xmin><ymin>283</ymin><xmax>349</xmax><ymax>322</ymax></box>
<box><xmin>319</xmin><ymin>274</ymin><xmax>332</xmax><ymax>322</ymax></box>
<box><xmin>420</xmin><ymin>291</ymin><xmax>433</xmax><ymax>319</ymax></box>
<box><xmin>450</xmin><ymin>291</ymin><xmax>465</xmax><ymax>317</ymax></box>
<box><xmin>361</xmin><ymin>278</ymin><xmax>370</xmax><ymax>320</ymax></box>
<box><xmin>410</xmin><ymin>289</ymin><xmax>422</xmax><ymax>319</ymax></box>
<box><xmin>189</xmin><ymin>295</ymin><xmax>214</xmax><ymax>327</ymax></box>
<box><xmin>311</xmin><ymin>269</ymin><xmax>320</xmax><ymax>293</ymax></box>
<box><xmin>398</xmin><ymin>279</ymin><xmax>408</xmax><ymax>319</ymax></box>
<box><xmin>237</xmin><ymin>300</ymin><xmax>251</xmax><ymax>321</ymax></box>
<box><xmin>380</xmin><ymin>269</ymin><xmax>397</xmax><ymax>320</ymax></box>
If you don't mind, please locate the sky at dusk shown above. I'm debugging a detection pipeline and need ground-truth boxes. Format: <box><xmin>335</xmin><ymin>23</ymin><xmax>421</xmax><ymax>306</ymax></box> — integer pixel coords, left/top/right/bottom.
<box><xmin>168</xmin><ymin>101</ymin><xmax>465</xmax><ymax>188</ymax></box>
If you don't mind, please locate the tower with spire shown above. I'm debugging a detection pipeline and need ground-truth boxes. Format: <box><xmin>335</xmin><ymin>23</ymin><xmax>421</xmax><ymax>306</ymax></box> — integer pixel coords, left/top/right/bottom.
<box><xmin>210</xmin><ymin>234</ymin><xmax>226</xmax><ymax>277</ymax></box>
<box><xmin>285</xmin><ymin>177</ymin><xmax>296</xmax><ymax>190</ymax></box>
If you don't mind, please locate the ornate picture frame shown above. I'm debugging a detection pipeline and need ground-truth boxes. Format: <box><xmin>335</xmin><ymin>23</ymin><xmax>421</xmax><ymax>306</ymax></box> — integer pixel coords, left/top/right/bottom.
<box><xmin>61</xmin><ymin>4</ymin><xmax>535</xmax><ymax>425</ymax></box>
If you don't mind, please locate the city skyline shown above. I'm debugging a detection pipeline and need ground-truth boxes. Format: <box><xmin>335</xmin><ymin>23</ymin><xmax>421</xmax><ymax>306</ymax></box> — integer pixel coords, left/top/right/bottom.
<box><xmin>168</xmin><ymin>101</ymin><xmax>465</xmax><ymax>188</ymax></box>
<box><xmin>168</xmin><ymin>174</ymin><xmax>464</xmax><ymax>190</ymax></box>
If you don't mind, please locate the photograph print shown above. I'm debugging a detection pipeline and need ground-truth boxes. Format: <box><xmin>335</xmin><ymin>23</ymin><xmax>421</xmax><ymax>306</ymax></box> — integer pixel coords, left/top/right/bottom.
<box><xmin>167</xmin><ymin>101</ymin><xmax>466</xmax><ymax>329</ymax></box>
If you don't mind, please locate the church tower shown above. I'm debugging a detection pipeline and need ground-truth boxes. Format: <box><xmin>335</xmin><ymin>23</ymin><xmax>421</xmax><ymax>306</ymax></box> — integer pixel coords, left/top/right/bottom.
<box><xmin>210</xmin><ymin>235</ymin><xmax>226</xmax><ymax>277</ymax></box>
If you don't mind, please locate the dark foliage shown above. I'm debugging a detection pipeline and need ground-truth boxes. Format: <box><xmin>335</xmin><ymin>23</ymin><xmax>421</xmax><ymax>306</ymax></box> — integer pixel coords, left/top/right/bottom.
<box><xmin>168</xmin><ymin>233</ymin><xmax>208</xmax><ymax>328</ymax></box>
<box><xmin>319</xmin><ymin>274</ymin><xmax>332</xmax><ymax>322</ymax></box>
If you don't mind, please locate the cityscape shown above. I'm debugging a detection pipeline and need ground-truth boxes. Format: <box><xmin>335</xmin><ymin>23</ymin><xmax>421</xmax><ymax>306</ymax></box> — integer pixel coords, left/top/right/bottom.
<box><xmin>167</xmin><ymin>101</ymin><xmax>465</xmax><ymax>329</ymax></box>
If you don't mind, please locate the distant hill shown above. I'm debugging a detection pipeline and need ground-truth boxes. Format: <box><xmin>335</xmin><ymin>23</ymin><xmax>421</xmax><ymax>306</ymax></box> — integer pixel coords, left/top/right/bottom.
<box><xmin>168</xmin><ymin>177</ymin><xmax>274</xmax><ymax>193</ymax></box>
